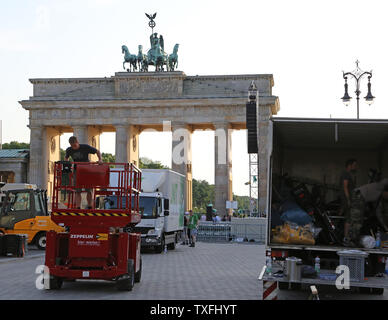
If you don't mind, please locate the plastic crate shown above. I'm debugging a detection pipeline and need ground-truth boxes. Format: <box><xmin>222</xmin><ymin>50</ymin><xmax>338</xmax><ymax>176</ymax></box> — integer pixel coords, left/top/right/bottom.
<box><xmin>337</xmin><ymin>250</ymin><xmax>368</xmax><ymax>282</ymax></box>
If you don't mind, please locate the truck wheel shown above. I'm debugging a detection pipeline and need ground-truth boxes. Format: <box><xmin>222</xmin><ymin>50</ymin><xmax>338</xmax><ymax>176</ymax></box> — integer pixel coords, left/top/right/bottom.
<box><xmin>155</xmin><ymin>237</ymin><xmax>165</xmax><ymax>254</ymax></box>
<box><xmin>117</xmin><ymin>259</ymin><xmax>135</xmax><ymax>291</ymax></box>
<box><xmin>35</xmin><ymin>232</ymin><xmax>47</xmax><ymax>250</ymax></box>
<box><xmin>135</xmin><ymin>258</ymin><xmax>142</xmax><ymax>283</ymax></box>
<box><xmin>278</xmin><ymin>282</ymin><xmax>289</xmax><ymax>290</ymax></box>
<box><xmin>167</xmin><ymin>237</ymin><xmax>176</xmax><ymax>250</ymax></box>
<box><xmin>371</xmin><ymin>288</ymin><xmax>384</xmax><ymax>295</ymax></box>
<box><xmin>290</xmin><ymin>283</ymin><xmax>302</xmax><ymax>290</ymax></box>
<box><xmin>49</xmin><ymin>276</ymin><xmax>63</xmax><ymax>290</ymax></box>
<box><xmin>359</xmin><ymin>287</ymin><xmax>371</xmax><ymax>294</ymax></box>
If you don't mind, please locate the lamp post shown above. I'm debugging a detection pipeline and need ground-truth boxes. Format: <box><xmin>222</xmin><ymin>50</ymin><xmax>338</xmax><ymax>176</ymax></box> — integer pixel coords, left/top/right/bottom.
<box><xmin>341</xmin><ymin>60</ymin><xmax>375</xmax><ymax>119</ymax></box>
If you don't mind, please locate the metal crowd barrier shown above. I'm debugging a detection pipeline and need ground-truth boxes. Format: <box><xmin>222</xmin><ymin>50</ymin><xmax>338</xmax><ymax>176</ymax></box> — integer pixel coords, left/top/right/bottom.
<box><xmin>197</xmin><ymin>222</ymin><xmax>231</xmax><ymax>242</ymax></box>
<box><xmin>230</xmin><ymin>218</ymin><xmax>266</xmax><ymax>244</ymax></box>
<box><xmin>197</xmin><ymin>218</ymin><xmax>266</xmax><ymax>244</ymax></box>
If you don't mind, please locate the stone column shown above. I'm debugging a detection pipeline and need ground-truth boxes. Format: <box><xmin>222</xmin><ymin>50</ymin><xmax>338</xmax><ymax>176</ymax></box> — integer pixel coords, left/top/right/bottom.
<box><xmin>44</xmin><ymin>127</ymin><xmax>61</xmax><ymax>197</ymax></box>
<box><xmin>28</xmin><ymin>125</ymin><xmax>45</xmax><ymax>188</ymax></box>
<box><xmin>258</xmin><ymin>105</ymin><xmax>273</xmax><ymax>215</ymax></box>
<box><xmin>171</xmin><ymin>122</ymin><xmax>193</xmax><ymax>212</ymax></box>
<box><xmin>72</xmin><ymin>125</ymin><xmax>88</xmax><ymax>144</ymax></box>
<box><xmin>115</xmin><ymin>125</ymin><xmax>139</xmax><ymax>166</ymax></box>
<box><xmin>214</xmin><ymin>122</ymin><xmax>233</xmax><ymax>217</ymax></box>
<box><xmin>87</xmin><ymin>126</ymin><xmax>101</xmax><ymax>162</ymax></box>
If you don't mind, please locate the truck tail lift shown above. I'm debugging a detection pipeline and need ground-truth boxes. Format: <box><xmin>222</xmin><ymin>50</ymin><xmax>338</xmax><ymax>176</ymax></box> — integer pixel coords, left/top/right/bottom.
<box><xmin>44</xmin><ymin>161</ymin><xmax>142</xmax><ymax>291</ymax></box>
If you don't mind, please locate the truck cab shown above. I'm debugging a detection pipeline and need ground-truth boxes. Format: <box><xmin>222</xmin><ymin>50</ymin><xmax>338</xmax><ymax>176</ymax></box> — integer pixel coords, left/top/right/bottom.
<box><xmin>0</xmin><ymin>187</ymin><xmax>64</xmax><ymax>249</ymax></box>
<box><xmin>134</xmin><ymin>192</ymin><xmax>173</xmax><ymax>253</ymax></box>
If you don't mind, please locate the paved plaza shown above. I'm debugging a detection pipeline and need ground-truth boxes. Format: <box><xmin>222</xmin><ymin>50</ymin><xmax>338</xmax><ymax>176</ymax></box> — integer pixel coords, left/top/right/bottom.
<box><xmin>0</xmin><ymin>242</ymin><xmax>387</xmax><ymax>300</ymax></box>
<box><xmin>0</xmin><ymin>242</ymin><xmax>263</xmax><ymax>300</ymax></box>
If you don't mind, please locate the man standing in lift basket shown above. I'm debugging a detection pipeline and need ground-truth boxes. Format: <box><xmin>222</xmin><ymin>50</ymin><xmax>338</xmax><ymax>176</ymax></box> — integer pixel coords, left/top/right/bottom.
<box><xmin>64</xmin><ymin>136</ymin><xmax>103</xmax><ymax>209</ymax></box>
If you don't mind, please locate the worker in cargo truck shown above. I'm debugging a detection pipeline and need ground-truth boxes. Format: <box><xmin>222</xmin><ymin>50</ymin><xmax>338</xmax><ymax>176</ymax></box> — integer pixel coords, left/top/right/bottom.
<box><xmin>64</xmin><ymin>136</ymin><xmax>103</xmax><ymax>209</ymax></box>
<box><xmin>375</xmin><ymin>185</ymin><xmax>388</xmax><ymax>233</ymax></box>
<box><xmin>339</xmin><ymin>158</ymin><xmax>358</xmax><ymax>246</ymax></box>
<box><xmin>349</xmin><ymin>178</ymin><xmax>388</xmax><ymax>246</ymax></box>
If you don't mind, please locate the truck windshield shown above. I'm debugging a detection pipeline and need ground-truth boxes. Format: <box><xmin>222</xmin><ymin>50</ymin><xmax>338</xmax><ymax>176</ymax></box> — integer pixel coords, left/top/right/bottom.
<box><xmin>139</xmin><ymin>197</ymin><xmax>157</xmax><ymax>218</ymax></box>
<box><xmin>102</xmin><ymin>196</ymin><xmax>157</xmax><ymax>218</ymax></box>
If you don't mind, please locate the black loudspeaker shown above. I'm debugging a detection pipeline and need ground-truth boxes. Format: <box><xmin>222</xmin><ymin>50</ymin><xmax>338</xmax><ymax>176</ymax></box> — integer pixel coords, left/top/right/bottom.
<box><xmin>206</xmin><ymin>205</ymin><xmax>213</xmax><ymax>221</ymax></box>
<box><xmin>246</xmin><ymin>101</ymin><xmax>258</xmax><ymax>154</ymax></box>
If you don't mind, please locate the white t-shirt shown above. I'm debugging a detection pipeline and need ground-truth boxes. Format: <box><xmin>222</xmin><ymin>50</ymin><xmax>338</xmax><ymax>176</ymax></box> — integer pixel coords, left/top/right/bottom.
<box><xmin>357</xmin><ymin>178</ymin><xmax>388</xmax><ymax>202</ymax></box>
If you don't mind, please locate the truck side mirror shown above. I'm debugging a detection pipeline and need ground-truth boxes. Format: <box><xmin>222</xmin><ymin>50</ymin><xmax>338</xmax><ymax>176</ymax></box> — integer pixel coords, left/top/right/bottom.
<box><xmin>163</xmin><ymin>199</ymin><xmax>170</xmax><ymax>216</ymax></box>
<box><xmin>164</xmin><ymin>199</ymin><xmax>169</xmax><ymax>210</ymax></box>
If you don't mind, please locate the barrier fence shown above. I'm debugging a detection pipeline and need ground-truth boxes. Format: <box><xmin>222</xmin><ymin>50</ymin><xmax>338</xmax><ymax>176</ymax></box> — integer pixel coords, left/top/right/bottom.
<box><xmin>197</xmin><ymin>218</ymin><xmax>266</xmax><ymax>244</ymax></box>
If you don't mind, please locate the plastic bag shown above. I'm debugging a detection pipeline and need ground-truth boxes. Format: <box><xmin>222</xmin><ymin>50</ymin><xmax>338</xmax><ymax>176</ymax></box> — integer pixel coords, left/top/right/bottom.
<box><xmin>272</xmin><ymin>222</ymin><xmax>315</xmax><ymax>245</ymax></box>
<box><xmin>360</xmin><ymin>235</ymin><xmax>376</xmax><ymax>249</ymax></box>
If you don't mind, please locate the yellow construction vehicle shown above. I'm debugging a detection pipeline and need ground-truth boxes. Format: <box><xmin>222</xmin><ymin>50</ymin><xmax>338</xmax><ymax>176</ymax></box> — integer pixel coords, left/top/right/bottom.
<box><xmin>0</xmin><ymin>185</ymin><xmax>64</xmax><ymax>250</ymax></box>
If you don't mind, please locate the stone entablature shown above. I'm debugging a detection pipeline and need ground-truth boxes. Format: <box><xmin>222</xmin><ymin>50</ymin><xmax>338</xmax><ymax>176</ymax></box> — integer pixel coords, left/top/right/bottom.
<box><xmin>27</xmin><ymin>72</ymin><xmax>278</xmax><ymax>106</ymax></box>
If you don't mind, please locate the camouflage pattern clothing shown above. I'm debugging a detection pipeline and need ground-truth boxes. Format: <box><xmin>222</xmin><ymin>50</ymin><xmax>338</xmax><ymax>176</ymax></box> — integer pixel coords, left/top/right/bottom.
<box><xmin>348</xmin><ymin>190</ymin><xmax>366</xmax><ymax>244</ymax></box>
<box><xmin>376</xmin><ymin>197</ymin><xmax>388</xmax><ymax>233</ymax></box>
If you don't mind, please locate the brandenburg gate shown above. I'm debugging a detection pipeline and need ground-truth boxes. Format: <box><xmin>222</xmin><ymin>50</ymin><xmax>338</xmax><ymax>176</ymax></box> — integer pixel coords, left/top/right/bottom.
<box><xmin>19</xmin><ymin>72</ymin><xmax>279</xmax><ymax>215</ymax></box>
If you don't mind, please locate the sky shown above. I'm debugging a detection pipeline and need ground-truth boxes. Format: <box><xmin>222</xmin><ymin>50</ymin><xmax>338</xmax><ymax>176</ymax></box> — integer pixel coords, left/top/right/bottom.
<box><xmin>1</xmin><ymin>0</ymin><xmax>388</xmax><ymax>196</ymax></box>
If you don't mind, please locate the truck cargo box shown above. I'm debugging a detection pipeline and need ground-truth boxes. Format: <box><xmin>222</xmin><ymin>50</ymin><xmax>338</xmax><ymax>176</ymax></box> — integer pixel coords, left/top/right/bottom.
<box><xmin>268</xmin><ymin>118</ymin><xmax>388</xmax><ymax>251</ymax></box>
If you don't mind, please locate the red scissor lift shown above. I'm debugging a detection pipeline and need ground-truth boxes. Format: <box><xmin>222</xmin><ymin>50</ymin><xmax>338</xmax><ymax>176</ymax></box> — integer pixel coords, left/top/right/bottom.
<box><xmin>45</xmin><ymin>161</ymin><xmax>142</xmax><ymax>291</ymax></box>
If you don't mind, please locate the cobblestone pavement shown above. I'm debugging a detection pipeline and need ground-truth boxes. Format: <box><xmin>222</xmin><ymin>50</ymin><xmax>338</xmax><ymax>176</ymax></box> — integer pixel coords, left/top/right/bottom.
<box><xmin>0</xmin><ymin>242</ymin><xmax>263</xmax><ymax>300</ymax></box>
<box><xmin>0</xmin><ymin>243</ymin><xmax>387</xmax><ymax>300</ymax></box>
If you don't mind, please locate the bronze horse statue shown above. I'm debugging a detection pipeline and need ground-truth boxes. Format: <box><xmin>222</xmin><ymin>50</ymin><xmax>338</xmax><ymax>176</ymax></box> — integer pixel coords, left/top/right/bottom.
<box><xmin>122</xmin><ymin>45</ymin><xmax>138</xmax><ymax>72</ymax></box>
<box><xmin>168</xmin><ymin>44</ymin><xmax>179</xmax><ymax>71</ymax></box>
<box><xmin>137</xmin><ymin>45</ymin><xmax>148</xmax><ymax>72</ymax></box>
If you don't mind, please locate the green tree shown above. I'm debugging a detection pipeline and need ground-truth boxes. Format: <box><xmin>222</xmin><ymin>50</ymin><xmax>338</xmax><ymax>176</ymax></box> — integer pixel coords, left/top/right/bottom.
<box><xmin>139</xmin><ymin>157</ymin><xmax>169</xmax><ymax>169</ymax></box>
<box><xmin>102</xmin><ymin>153</ymin><xmax>115</xmax><ymax>163</ymax></box>
<box><xmin>2</xmin><ymin>141</ymin><xmax>30</xmax><ymax>149</ymax></box>
<box><xmin>233</xmin><ymin>194</ymin><xmax>250</xmax><ymax>210</ymax></box>
<box><xmin>192</xmin><ymin>179</ymin><xmax>214</xmax><ymax>213</ymax></box>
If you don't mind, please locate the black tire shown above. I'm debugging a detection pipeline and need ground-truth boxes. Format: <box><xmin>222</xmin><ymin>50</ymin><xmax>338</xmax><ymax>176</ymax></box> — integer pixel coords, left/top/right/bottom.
<box><xmin>359</xmin><ymin>287</ymin><xmax>371</xmax><ymax>294</ymax></box>
<box><xmin>290</xmin><ymin>283</ymin><xmax>302</xmax><ymax>290</ymax></box>
<box><xmin>135</xmin><ymin>257</ymin><xmax>142</xmax><ymax>283</ymax></box>
<box><xmin>35</xmin><ymin>232</ymin><xmax>47</xmax><ymax>250</ymax></box>
<box><xmin>167</xmin><ymin>237</ymin><xmax>176</xmax><ymax>250</ymax></box>
<box><xmin>371</xmin><ymin>288</ymin><xmax>384</xmax><ymax>295</ymax></box>
<box><xmin>278</xmin><ymin>282</ymin><xmax>289</xmax><ymax>290</ymax></box>
<box><xmin>49</xmin><ymin>276</ymin><xmax>63</xmax><ymax>290</ymax></box>
<box><xmin>117</xmin><ymin>259</ymin><xmax>135</xmax><ymax>291</ymax></box>
<box><xmin>155</xmin><ymin>237</ymin><xmax>165</xmax><ymax>254</ymax></box>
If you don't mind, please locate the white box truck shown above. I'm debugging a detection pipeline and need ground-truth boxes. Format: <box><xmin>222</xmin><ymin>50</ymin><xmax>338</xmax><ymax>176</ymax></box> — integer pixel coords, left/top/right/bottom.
<box><xmin>133</xmin><ymin>169</ymin><xmax>185</xmax><ymax>253</ymax></box>
<box><xmin>98</xmin><ymin>168</ymin><xmax>185</xmax><ymax>253</ymax></box>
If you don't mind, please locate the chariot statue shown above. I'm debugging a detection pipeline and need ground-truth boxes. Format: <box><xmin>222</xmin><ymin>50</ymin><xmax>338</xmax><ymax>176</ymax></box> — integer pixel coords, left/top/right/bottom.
<box><xmin>121</xmin><ymin>13</ymin><xmax>179</xmax><ymax>72</ymax></box>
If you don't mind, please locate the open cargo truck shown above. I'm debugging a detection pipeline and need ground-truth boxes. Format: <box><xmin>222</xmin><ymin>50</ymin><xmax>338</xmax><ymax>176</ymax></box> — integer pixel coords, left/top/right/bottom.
<box><xmin>260</xmin><ymin>118</ymin><xmax>388</xmax><ymax>295</ymax></box>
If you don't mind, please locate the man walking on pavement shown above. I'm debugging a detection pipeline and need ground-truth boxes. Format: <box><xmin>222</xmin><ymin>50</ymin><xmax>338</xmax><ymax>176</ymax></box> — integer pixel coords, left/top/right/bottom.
<box><xmin>64</xmin><ymin>136</ymin><xmax>103</xmax><ymax>209</ymax></box>
<box><xmin>181</xmin><ymin>211</ymin><xmax>190</xmax><ymax>245</ymax></box>
<box><xmin>188</xmin><ymin>210</ymin><xmax>199</xmax><ymax>247</ymax></box>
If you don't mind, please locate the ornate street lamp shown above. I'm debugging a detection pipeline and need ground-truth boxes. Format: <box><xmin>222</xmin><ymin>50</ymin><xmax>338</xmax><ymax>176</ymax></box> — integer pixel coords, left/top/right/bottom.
<box><xmin>341</xmin><ymin>60</ymin><xmax>374</xmax><ymax>119</ymax></box>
